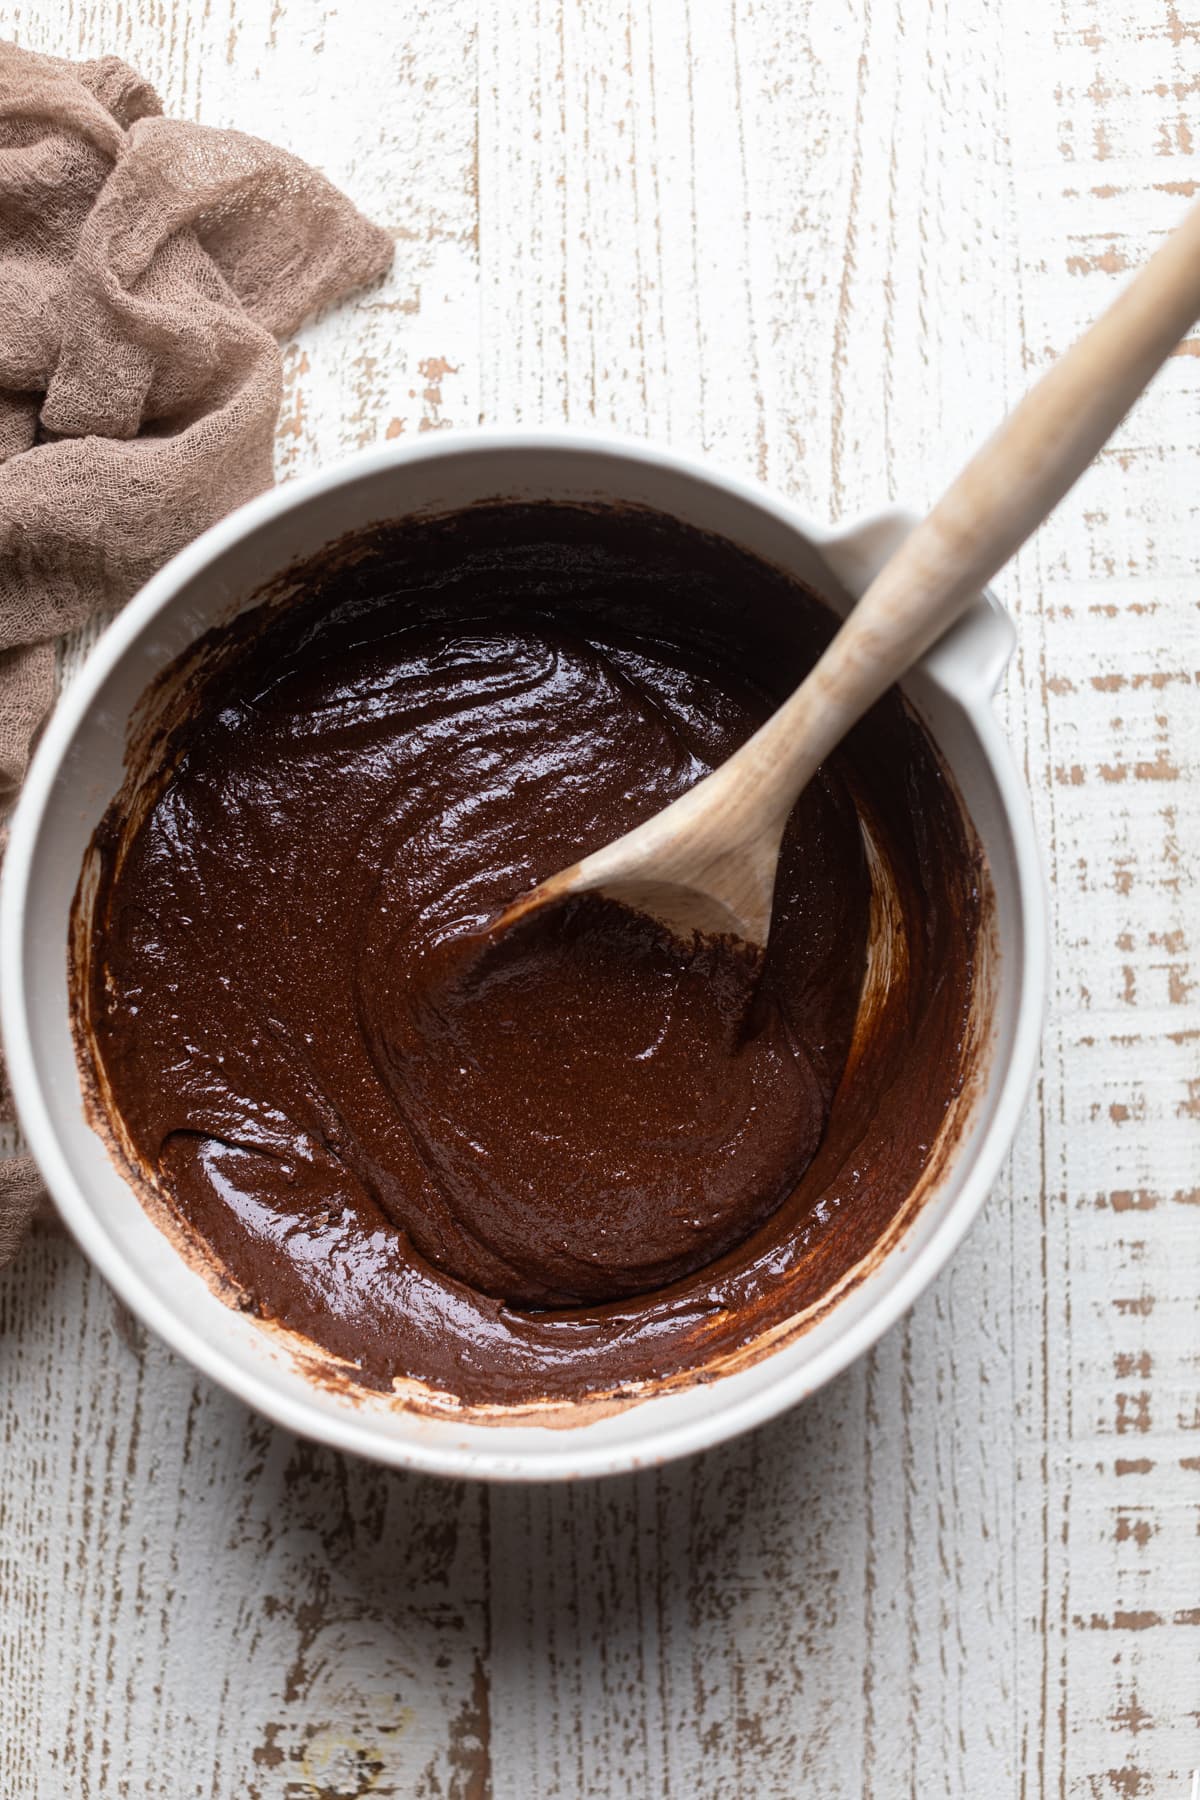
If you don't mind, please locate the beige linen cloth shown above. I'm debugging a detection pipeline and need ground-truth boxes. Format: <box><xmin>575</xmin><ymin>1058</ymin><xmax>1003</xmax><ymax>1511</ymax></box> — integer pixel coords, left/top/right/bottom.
<box><xmin>0</xmin><ymin>41</ymin><xmax>393</xmax><ymax>1261</ymax></box>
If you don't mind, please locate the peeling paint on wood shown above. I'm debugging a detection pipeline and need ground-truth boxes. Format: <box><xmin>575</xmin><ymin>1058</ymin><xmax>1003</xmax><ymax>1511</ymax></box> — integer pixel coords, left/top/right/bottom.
<box><xmin>0</xmin><ymin>0</ymin><xmax>1197</xmax><ymax>1795</ymax></box>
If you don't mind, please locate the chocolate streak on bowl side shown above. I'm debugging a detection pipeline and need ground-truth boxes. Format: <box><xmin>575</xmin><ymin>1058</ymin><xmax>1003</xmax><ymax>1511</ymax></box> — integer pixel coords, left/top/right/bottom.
<box><xmin>71</xmin><ymin>503</ymin><xmax>983</xmax><ymax>1413</ymax></box>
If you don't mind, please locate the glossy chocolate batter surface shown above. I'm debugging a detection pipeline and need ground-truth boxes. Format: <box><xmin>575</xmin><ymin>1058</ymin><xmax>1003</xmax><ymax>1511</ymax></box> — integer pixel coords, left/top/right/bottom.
<box><xmin>74</xmin><ymin>504</ymin><xmax>980</xmax><ymax>1408</ymax></box>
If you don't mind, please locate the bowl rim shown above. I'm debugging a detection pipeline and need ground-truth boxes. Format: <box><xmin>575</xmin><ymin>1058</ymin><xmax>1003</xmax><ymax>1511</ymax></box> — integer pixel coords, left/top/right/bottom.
<box><xmin>0</xmin><ymin>426</ymin><xmax>1048</xmax><ymax>1481</ymax></box>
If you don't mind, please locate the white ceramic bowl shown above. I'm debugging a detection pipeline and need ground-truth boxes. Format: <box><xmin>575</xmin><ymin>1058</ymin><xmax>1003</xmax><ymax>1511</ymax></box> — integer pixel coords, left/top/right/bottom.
<box><xmin>0</xmin><ymin>430</ymin><xmax>1045</xmax><ymax>1481</ymax></box>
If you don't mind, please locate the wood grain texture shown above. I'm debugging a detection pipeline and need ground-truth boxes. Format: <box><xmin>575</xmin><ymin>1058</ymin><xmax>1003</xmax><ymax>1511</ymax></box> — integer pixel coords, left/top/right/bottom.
<box><xmin>1</xmin><ymin>0</ymin><xmax>1197</xmax><ymax>1795</ymax></box>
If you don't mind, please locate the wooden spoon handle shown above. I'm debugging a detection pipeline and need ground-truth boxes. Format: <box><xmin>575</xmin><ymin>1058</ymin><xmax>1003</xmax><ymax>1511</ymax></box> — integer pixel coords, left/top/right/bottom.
<box><xmin>743</xmin><ymin>198</ymin><xmax>1200</xmax><ymax>818</ymax></box>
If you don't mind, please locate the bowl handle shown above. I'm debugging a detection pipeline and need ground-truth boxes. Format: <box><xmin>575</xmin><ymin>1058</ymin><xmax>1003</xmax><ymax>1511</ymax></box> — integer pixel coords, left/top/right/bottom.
<box><xmin>819</xmin><ymin>507</ymin><xmax>1017</xmax><ymax>700</ymax></box>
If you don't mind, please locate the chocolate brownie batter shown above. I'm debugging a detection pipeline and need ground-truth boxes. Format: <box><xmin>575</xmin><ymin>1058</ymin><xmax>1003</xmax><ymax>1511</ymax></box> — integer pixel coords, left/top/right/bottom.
<box><xmin>72</xmin><ymin>503</ymin><xmax>982</xmax><ymax>1409</ymax></box>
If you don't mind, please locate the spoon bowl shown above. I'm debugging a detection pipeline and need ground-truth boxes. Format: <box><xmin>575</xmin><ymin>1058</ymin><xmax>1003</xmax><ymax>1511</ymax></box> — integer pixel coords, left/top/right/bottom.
<box><xmin>495</xmin><ymin>774</ymin><xmax>785</xmax><ymax>948</ymax></box>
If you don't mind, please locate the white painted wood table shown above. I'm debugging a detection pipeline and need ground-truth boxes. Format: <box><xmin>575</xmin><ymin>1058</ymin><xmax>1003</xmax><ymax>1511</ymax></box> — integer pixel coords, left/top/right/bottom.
<box><xmin>2</xmin><ymin>1</ymin><xmax>1198</xmax><ymax>1794</ymax></box>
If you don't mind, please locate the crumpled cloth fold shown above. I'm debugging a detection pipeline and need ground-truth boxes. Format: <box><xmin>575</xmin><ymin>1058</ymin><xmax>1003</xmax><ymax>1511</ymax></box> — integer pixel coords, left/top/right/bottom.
<box><xmin>0</xmin><ymin>40</ymin><xmax>393</xmax><ymax>1261</ymax></box>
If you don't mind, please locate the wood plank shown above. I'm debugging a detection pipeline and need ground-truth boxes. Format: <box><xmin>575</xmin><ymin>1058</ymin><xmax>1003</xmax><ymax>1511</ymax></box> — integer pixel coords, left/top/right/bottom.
<box><xmin>479</xmin><ymin>1</ymin><xmax>1198</xmax><ymax>1795</ymax></box>
<box><xmin>481</xmin><ymin>1</ymin><xmax>1028</xmax><ymax>1795</ymax></box>
<box><xmin>0</xmin><ymin>2</ymin><xmax>489</xmax><ymax>1795</ymax></box>
<box><xmin>1003</xmin><ymin>4</ymin><xmax>1200</xmax><ymax>1793</ymax></box>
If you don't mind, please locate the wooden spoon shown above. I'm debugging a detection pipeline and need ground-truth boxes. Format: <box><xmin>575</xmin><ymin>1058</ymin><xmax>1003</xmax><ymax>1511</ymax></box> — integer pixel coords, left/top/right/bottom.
<box><xmin>499</xmin><ymin>201</ymin><xmax>1200</xmax><ymax>950</ymax></box>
